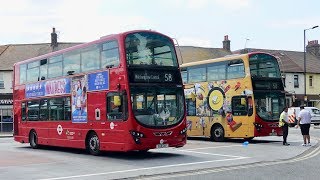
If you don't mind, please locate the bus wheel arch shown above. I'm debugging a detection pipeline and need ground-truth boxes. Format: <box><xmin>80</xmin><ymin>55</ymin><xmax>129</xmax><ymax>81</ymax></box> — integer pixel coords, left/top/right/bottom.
<box><xmin>29</xmin><ymin>129</ymin><xmax>39</xmax><ymax>149</ymax></box>
<box><xmin>210</xmin><ymin>124</ymin><xmax>225</xmax><ymax>142</ymax></box>
<box><xmin>86</xmin><ymin>131</ymin><xmax>101</xmax><ymax>156</ymax></box>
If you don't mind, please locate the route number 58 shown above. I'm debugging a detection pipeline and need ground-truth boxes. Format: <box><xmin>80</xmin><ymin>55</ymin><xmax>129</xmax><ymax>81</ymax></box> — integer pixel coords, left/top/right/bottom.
<box><xmin>164</xmin><ymin>74</ymin><xmax>173</xmax><ymax>82</ymax></box>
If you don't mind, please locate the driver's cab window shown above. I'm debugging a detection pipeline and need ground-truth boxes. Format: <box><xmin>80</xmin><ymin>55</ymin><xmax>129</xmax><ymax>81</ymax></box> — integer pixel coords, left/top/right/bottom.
<box><xmin>107</xmin><ymin>92</ymin><xmax>127</xmax><ymax>121</ymax></box>
<box><xmin>232</xmin><ymin>96</ymin><xmax>248</xmax><ymax>116</ymax></box>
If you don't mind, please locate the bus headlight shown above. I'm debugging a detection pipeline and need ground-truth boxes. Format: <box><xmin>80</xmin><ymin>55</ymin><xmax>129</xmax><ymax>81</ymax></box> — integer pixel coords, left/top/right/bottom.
<box><xmin>130</xmin><ymin>130</ymin><xmax>145</xmax><ymax>144</ymax></box>
<box><xmin>180</xmin><ymin>127</ymin><xmax>187</xmax><ymax>134</ymax></box>
<box><xmin>253</xmin><ymin>123</ymin><xmax>263</xmax><ymax>131</ymax></box>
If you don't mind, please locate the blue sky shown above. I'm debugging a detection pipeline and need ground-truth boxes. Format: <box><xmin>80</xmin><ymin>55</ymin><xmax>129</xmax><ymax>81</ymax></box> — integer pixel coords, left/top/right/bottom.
<box><xmin>1</xmin><ymin>0</ymin><xmax>319</xmax><ymax>51</ymax></box>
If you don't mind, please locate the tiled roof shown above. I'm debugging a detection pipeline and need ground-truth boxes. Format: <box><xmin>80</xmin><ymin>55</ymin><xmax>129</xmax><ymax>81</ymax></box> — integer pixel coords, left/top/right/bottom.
<box><xmin>177</xmin><ymin>46</ymin><xmax>232</xmax><ymax>64</ymax></box>
<box><xmin>234</xmin><ymin>48</ymin><xmax>320</xmax><ymax>73</ymax></box>
<box><xmin>0</xmin><ymin>43</ymin><xmax>81</xmax><ymax>70</ymax></box>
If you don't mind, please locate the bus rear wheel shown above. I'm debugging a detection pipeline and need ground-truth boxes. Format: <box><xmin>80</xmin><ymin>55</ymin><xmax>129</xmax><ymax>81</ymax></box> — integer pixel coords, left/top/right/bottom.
<box><xmin>86</xmin><ymin>132</ymin><xmax>101</xmax><ymax>156</ymax></box>
<box><xmin>29</xmin><ymin>130</ymin><xmax>39</xmax><ymax>149</ymax></box>
<box><xmin>211</xmin><ymin>125</ymin><xmax>225</xmax><ymax>142</ymax></box>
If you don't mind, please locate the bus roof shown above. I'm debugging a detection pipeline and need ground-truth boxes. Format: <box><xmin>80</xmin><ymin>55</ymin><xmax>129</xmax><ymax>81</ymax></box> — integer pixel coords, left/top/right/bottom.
<box><xmin>180</xmin><ymin>51</ymin><xmax>273</xmax><ymax>68</ymax></box>
<box><xmin>13</xmin><ymin>29</ymin><xmax>167</xmax><ymax>67</ymax></box>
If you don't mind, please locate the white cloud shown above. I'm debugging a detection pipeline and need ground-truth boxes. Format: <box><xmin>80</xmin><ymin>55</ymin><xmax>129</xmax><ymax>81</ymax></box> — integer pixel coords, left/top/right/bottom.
<box><xmin>56</xmin><ymin>15</ymin><xmax>152</xmax><ymax>42</ymax></box>
<box><xmin>214</xmin><ymin>0</ymin><xmax>251</xmax><ymax>10</ymax></box>
<box><xmin>186</xmin><ymin>0</ymin><xmax>210</xmax><ymax>9</ymax></box>
<box><xmin>269</xmin><ymin>17</ymin><xmax>320</xmax><ymax>29</ymax></box>
<box><xmin>0</xmin><ymin>0</ymin><xmax>154</xmax><ymax>44</ymax></box>
<box><xmin>0</xmin><ymin>0</ymin><xmax>29</xmax><ymax>14</ymax></box>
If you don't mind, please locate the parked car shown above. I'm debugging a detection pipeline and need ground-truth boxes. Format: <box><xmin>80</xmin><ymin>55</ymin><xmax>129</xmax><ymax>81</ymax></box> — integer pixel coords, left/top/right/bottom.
<box><xmin>287</xmin><ymin>107</ymin><xmax>320</xmax><ymax>126</ymax></box>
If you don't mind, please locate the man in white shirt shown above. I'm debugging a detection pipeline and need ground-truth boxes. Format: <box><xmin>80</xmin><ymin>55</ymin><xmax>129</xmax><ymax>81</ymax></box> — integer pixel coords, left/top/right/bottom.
<box><xmin>296</xmin><ymin>106</ymin><xmax>312</xmax><ymax>146</ymax></box>
<box><xmin>279</xmin><ymin>107</ymin><xmax>289</xmax><ymax>146</ymax></box>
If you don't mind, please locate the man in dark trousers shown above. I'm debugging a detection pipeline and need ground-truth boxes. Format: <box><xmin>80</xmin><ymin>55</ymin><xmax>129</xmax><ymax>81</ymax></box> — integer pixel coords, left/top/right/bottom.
<box><xmin>279</xmin><ymin>107</ymin><xmax>290</xmax><ymax>146</ymax></box>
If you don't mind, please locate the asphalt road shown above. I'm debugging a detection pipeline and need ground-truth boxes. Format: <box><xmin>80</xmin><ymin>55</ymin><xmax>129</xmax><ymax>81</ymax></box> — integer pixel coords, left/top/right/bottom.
<box><xmin>0</xmin><ymin>126</ymin><xmax>319</xmax><ymax>180</ymax></box>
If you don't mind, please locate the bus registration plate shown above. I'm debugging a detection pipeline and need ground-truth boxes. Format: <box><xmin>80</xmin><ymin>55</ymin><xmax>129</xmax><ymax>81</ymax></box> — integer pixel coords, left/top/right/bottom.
<box><xmin>156</xmin><ymin>143</ymin><xmax>169</xmax><ymax>149</ymax></box>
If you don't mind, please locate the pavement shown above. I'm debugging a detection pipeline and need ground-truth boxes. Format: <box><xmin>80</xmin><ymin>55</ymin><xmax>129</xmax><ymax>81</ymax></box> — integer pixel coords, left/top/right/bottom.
<box><xmin>0</xmin><ymin>132</ymin><xmax>13</xmax><ymax>138</ymax></box>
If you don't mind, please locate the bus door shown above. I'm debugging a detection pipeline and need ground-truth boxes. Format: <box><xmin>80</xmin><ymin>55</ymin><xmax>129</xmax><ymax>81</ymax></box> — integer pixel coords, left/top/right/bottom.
<box><xmin>105</xmin><ymin>91</ymin><xmax>127</xmax><ymax>144</ymax></box>
<box><xmin>228</xmin><ymin>96</ymin><xmax>253</xmax><ymax>137</ymax></box>
<box><xmin>185</xmin><ymin>96</ymin><xmax>205</xmax><ymax>136</ymax></box>
<box><xmin>20</xmin><ymin>102</ymin><xmax>28</xmax><ymax>136</ymax></box>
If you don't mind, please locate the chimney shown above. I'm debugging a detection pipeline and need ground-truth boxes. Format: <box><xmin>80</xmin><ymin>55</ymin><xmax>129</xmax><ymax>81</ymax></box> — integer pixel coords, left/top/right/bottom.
<box><xmin>51</xmin><ymin>27</ymin><xmax>58</xmax><ymax>49</ymax></box>
<box><xmin>223</xmin><ymin>35</ymin><xmax>231</xmax><ymax>51</ymax></box>
<box><xmin>306</xmin><ymin>40</ymin><xmax>320</xmax><ymax>56</ymax></box>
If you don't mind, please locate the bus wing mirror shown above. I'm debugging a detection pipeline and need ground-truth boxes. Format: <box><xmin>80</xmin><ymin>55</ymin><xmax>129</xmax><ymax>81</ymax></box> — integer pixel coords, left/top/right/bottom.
<box><xmin>113</xmin><ymin>96</ymin><xmax>121</xmax><ymax>106</ymax></box>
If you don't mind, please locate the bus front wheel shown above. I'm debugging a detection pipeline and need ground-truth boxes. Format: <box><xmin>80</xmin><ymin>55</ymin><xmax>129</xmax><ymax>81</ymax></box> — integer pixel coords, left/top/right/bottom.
<box><xmin>29</xmin><ymin>130</ymin><xmax>39</xmax><ymax>149</ymax></box>
<box><xmin>211</xmin><ymin>125</ymin><xmax>225</xmax><ymax>142</ymax></box>
<box><xmin>86</xmin><ymin>132</ymin><xmax>101</xmax><ymax>156</ymax></box>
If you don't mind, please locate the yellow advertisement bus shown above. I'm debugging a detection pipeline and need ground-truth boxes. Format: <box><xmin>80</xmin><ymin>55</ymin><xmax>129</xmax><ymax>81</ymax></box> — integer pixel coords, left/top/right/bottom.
<box><xmin>181</xmin><ymin>52</ymin><xmax>285</xmax><ymax>141</ymax></box>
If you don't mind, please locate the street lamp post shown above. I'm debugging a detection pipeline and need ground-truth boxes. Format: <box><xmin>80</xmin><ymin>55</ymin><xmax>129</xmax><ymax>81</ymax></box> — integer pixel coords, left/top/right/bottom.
<box><xmin>303</xmin><ymin>25</ymin><xmax>318</xmax><ymax>105</ymax></box>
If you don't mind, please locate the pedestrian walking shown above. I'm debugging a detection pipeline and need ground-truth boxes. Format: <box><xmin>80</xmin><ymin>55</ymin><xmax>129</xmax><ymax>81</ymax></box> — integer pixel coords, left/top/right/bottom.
<box><xmin>296</xmin><ymin>105</ymin><xmax>312</xmax><ymax>146</ymax></box>
<box><xmin>279</xmin><ymin>107</ymin><xmax>290</xmax><ymax>146</ymax></box>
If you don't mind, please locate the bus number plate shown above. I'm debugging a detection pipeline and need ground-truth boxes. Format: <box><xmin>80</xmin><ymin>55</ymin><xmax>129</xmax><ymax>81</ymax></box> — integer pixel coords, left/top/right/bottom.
<box><xmin>156</xmin><ymin>143</ymin><xmax>169</xmax><ymax>149</ymax></box>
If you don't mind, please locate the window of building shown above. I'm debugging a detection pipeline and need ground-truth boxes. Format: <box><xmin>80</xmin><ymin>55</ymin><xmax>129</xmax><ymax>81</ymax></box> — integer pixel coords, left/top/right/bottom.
<box><xmin>0</xmin><ymin>72</ymin><xmax>4</xmax><ymax>89</ymax></box>
<box><xmin>309</xmin><ymin>75</ymin><xmax>313</xmax><ymax>87</ymax></box>
<box><xmin>282</xmin><ymin>74</ymin><xmax>286</xmax><ymax>87</ymax></box>
<box><xmin>294</xmin><ymin>75</ymin><xmax>299</xmax><ymax>88</ymax></box>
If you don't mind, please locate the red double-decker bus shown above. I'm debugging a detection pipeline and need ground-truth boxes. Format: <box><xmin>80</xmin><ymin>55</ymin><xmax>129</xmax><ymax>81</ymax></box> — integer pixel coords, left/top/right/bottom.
<box><xmin>13</xmin><ymin>30</ymin><xmax>187</xmax><ymax>155</ymax></box>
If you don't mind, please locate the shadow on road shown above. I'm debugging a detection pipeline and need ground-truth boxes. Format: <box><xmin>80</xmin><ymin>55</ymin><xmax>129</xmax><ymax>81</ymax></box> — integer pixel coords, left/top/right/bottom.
<box><xmin>17</xmin><ymin>145</ymin><xmax>185</xmax><ymax>160</ymax></box>
<box><xmin>187</xmin><ymin>136</ymin><xmax>282</xmax><ymax>144</ymax></box>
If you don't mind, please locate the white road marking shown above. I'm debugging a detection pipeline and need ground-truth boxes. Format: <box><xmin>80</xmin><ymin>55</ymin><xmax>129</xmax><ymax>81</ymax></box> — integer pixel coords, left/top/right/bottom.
<box><xmin>180</xmin><ymin>144</ymin><xmax>242</xmax><ymax>151</ymax></box>
<box><xmin>178</xmin><ymin>149</ymin><xmax>248</xmax><ymax>158</ymax></box>
<box><xmin>140</xmin><ymin>140</ymin><xmax>320</xmax><ymax>179</ymax></box>
<box><xmin>39</xmin><ymin>157</ymin><xmax>249</xmax><ymax>180</ymax></box>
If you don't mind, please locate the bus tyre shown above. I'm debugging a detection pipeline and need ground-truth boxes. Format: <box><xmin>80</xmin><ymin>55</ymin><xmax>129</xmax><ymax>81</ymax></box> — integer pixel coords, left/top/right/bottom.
<box><xmin>29</xmin><ymin>130</ymin><xmax>39</xmax><ymax>149</ymax></box>
<box><xmin>87</xmin><ymin>132</ymin><xmax>100</xmax><ymax>156</ymax></box>
<box><xmin>211</xmin><ymin>125</ymin><xmax>225</xmax><ymax>142</ymax></box>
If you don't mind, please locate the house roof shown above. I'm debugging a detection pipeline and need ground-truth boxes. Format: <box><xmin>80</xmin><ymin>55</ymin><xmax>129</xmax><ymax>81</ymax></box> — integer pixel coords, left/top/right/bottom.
<box><xmin>0</xmin><ymin>43</ymin><xmax>81</xmax><ymax>70</ymax></box>
<box><xmin>234</xmin><ymin>48</ymin><xmax>320</xmax><ymax>73</ymax></box>
<box><xmin>177</xmin><ymin>46</ymin><xmax>232</xmax><ymax>64</ymax></box>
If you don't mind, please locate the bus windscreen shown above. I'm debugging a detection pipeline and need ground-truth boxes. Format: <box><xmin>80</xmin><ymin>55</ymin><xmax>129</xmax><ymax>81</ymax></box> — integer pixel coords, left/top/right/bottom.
<box><xmin>125</xmin><ymin>32</ymin><xmax>178</xmax><ymax>67</ymax></box>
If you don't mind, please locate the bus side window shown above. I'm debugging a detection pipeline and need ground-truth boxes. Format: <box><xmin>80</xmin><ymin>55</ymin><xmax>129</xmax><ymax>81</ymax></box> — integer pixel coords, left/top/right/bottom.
<box><xmin>27</xmin><ymin>100</ymin><xmax>40</xmax><ymax>121</ymax></box>
<box><xmin>107</xmin><ymin>92</ymin><xmax>127</xmax><ymax>121</ymax></box>
<box><xmin>186</xmin><ymin>97</ymin><xmax>196</xmax><ymax>116</ymax></box>
<box><xmin>101</xmin><ymin>41</ymin><xmax>120</xmax><ymax>68</ymax></box>
<box><xmin>181</xmin><ymin>70</ymin><xmax>187</xmax><ymax>84</ymax></box>
<box><xmin>22</xmin><ymin>102</ymin><xmax>27</xmax><ymax>121</ymax></box>
<box><xmin>231</xmin><ymin>96</ymin><xmax>248</xmax><ymax>116</ymax></box>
